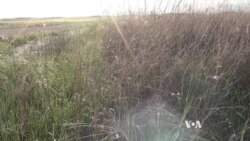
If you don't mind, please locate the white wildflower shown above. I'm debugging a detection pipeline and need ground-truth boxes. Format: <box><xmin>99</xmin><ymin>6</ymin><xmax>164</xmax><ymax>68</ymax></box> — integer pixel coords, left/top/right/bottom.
<box><xmin>212</xmin><ymin>75</ymin><xmax>220</xmax><ymax>80</ymax></box>
<box><xmin>212</xmin><ymin>75</ymin><xmax>219</xmax><ymax>80</ymax></box>
<box><xmin>115</xmin><ymin>133</ymin><xmax>120</xmax><ymax>139</ymax></box>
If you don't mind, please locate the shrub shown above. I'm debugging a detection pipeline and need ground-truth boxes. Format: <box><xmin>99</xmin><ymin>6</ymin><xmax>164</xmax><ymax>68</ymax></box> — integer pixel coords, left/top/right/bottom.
<box><xmin>27</xmin><ymin>35</ymin><xmax>38</xmax><ymax>42</ymax></box>
<box><xmin>11</xmin><ymin>36</ymin><xmax>28</xmax><ymax>47</ymax></box>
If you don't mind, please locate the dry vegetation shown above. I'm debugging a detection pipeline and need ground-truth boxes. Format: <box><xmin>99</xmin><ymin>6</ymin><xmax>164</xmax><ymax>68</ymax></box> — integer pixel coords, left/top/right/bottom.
<box><xmin>0</xmin><ymin>12</ymin><xmax>250</xmax><ymax>141</ymax></box>
<box><xmin>103</xmin><ymin>12</ymin><xmax>250</xmax><ymax>140</ymax></box>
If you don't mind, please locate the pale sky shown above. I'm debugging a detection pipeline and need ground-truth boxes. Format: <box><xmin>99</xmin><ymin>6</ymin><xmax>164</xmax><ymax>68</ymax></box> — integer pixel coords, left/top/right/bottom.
<box><xmin>0</xmin><ymin>0</ymin><xmax>249</xmax><ymax>19</ymax></box>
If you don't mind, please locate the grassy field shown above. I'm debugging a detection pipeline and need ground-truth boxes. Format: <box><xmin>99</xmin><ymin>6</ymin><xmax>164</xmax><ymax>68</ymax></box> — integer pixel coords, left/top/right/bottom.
<box><xmin>0</xmin><ymin>13</ymin><xmax>250</xmax><ymax>141</ymax></box>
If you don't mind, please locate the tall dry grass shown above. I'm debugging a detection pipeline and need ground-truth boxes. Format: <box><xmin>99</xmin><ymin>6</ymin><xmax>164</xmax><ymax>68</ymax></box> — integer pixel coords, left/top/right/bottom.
<box><xmin>103</xmin><ymin>12</ymin><xmax>250</xmax><ymax>140</ymax></box>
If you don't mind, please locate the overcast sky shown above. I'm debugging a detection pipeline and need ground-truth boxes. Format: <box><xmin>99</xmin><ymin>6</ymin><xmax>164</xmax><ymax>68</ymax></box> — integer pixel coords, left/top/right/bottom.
<box><xmin>0</xmin><ymin>0</ymin><xmax>249</xmax><ymax>18</ymax></box>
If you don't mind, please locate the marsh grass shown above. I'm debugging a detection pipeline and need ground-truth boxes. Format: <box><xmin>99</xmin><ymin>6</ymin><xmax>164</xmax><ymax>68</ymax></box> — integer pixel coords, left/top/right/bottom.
<box><xmin>0</xmin><ymin>11</ymin><xmax>250</xmax><ymax>141</ymax></box>
<box><xmin>103</xmin><ymin>12</ymin><xmax>250</xmax><ymax>140</ymax></box>
<box><xmin>0</xmin><ymin>20</ymin><xmax>115</xmax><ymax>141</ymax></box>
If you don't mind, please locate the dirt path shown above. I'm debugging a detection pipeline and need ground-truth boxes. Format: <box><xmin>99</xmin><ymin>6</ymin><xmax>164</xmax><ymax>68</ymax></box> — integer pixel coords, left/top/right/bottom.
<box><xmin>13</xmin><ymin>39</ymin><xmax>51</xmax><ymax>63</ymax></box>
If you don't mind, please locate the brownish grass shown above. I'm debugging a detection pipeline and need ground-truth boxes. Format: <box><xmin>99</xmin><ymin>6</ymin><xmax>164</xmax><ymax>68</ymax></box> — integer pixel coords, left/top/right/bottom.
<box><xmin>103</xmin><ymin>12</ymin><xmax>250</xmax><ymax>140</ymax></box>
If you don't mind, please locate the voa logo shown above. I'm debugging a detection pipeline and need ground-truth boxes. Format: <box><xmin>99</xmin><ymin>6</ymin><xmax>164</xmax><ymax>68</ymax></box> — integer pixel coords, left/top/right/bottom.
<box><xmin>185</xmin><ymin>120</ymin><xmax>202</xmax><ymax>129</ymax></box>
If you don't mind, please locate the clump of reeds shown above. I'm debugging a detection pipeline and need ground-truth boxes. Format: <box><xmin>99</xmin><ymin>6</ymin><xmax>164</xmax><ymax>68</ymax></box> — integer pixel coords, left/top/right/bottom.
<box><xmin>103</xmin><ymin>12</ymin><xmax>250</xmax><ymax>140</ymax></box>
